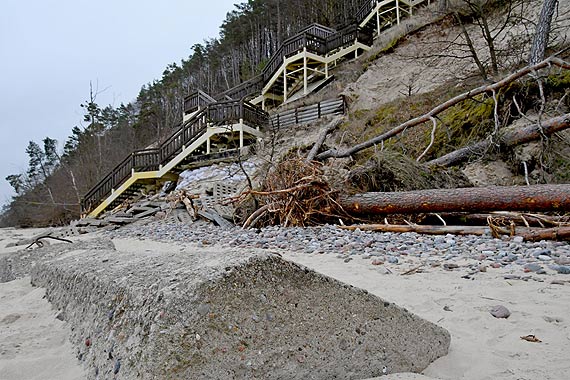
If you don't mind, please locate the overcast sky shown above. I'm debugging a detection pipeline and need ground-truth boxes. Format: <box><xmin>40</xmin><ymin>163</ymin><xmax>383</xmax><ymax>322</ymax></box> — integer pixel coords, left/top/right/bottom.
<box><xmin>0</xmin><ymin>0</ymin><xmax>237</xmax><ymax>208</ymax></box>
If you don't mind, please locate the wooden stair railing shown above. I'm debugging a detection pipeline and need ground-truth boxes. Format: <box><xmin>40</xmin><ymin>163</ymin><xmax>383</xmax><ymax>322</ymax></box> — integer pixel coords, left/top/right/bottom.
<box><xmin>199</xmin><ymin>0</ymin><xmax>428</xmax><ymax>105</ymax></box>
<box><xmin>208</xmin><ymin>20</ymin><xmax>374</xmax><ymax>104</ymax></box>
<box><xmin>81</xmin><ymin>99</ymin><xmax>269</xmax><ymax>214</ymax></box>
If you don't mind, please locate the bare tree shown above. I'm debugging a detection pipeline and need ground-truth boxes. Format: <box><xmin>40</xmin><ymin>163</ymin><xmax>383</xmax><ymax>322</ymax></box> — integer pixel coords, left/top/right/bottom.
<box><xmin>529</xmin><ymin>0</ymin><xmax>559</xmax><ymax>65</ymax></box>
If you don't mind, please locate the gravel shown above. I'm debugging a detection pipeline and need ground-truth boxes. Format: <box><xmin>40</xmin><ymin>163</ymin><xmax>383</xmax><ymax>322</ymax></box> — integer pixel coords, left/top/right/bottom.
<box><xmin>107</xmin><ymin>220</ymin><xmax>570</xmax><ymax>279</ymax></box>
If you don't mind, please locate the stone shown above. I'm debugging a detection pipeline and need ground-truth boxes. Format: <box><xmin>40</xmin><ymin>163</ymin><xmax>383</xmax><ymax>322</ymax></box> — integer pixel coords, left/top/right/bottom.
<box><xmin>443</xmin><ymin>263</ymin><xmax>459</xmax><ymax>271</ymax></box>
<box><xmin>556</xmin><ymin>266</ymin><xmax>570</xmax><ymax>274</ymax></box>
<box><xmin>490</xmin><ymin>305</ymin><xmax>511</xmax><ymax>319</ymax></box>
<box><xmin>387</xmin><ymin>256</ymin><xmax>399</xmax><ymax>264</ymax></box>
<box><xmin>524</xmin><ymin>263</ymin><xmax>542</xmax><ymax>273</ymax></box>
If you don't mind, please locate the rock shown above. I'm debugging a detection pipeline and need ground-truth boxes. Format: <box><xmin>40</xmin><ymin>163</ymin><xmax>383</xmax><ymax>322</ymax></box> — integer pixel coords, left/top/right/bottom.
<box><xmin>387</xmin><ymin>256</ymin><xmax>399</xmax><ymax>264</ymax></box>
<box><xmin>551</xmin><ymin>280</ymin><xmax>566</xmax><ymax>285</ymax></box>
<box><xmin>512</xmin><ymin>236</ymin><xmax>524</xmax><ymax>243</ymax></box>
<box><xmin>490</xmin><ymin>305</ymin><xmax>511</xmax><ymax>319</ymax></box>
<box><xmin>443</xmin><ymin>263</ymin><xmax>459</xmax><ymax>271</ymax></box>
<box><xmin>114</xmin><ymin>359</ymin><xmax>121</xmax><ymax>375</ymax></box>
<box><xmin>371</xmin><ymin>259</ymin><xmax>384</xmax><ymax>266</ymax></box>
<box><xmin>479</xmin><ymin>265</ymin><xmax>487</xmax><ymax>273</ymax></box>
<box><xmin>537</xmin><ymin>255</ymin><xmax>552</xmax><ymax>262</ymax></box>
<box><xmin>556</xmin><ymin>266</ymin><xmax>570</xmax><ymax>274</ymax></box>
<box><xmin>524</xmin><ymin>263</ymin><xmax>542</xmax><ymax>273</ymax></box>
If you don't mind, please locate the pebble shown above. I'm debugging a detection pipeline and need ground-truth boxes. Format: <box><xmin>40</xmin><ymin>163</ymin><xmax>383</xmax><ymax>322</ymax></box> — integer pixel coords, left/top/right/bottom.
<box><xmin>524</xmin><ymin>263</ymin><xmax>543</xmax><ymax>273</ymax></box>
<box><xmin>556</xmin><ymin>266</ymin><xmax>570</xmax><ymax>274</ymax></box>
<box><xmin>490</xmin><ymin>305</ymin><xmax>511</xmax><ymax>319</ymax></box>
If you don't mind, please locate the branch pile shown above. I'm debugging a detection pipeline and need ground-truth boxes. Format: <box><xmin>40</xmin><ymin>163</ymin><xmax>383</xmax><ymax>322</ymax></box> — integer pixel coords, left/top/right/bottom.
<box><xmin>237</xmin><ymin>158</ymin><xmax>347</xmax><ymax>228</ymax></box>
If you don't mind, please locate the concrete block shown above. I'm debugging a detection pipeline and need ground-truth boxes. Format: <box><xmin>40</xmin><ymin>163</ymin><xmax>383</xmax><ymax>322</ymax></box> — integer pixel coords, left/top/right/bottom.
<box><xmin>31</xmin><ymin>240</ymin><xmax>450</xmax><ymax>379</ymax></box>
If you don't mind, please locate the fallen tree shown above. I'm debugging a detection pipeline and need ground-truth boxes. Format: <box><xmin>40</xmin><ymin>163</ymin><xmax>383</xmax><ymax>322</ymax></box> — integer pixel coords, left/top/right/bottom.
<box><xmin>315</xmin><ymin>56</ymin><xmax>570</xmax><ymax>161</ymax></box>
<box><xmin>428</xmin><ymin>113</ymin><xmax>570</xmax><ymax>167</ymax></box>
<box><xmin>339</xmin><ymin>184</ymin><xmax>570</xmax><ymax>215</ymax></box>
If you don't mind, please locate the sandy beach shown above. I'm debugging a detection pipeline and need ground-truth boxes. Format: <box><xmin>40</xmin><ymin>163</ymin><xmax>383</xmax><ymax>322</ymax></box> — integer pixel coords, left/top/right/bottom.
<box><xmin>1</xmin><ymin>226</ymin><xmax>569</xmax><ymax>379</ymax></box>
<box><xmin>0</xmin><ymin>228</ymin><xmax>85</xmax><ymax>380</ymax></box>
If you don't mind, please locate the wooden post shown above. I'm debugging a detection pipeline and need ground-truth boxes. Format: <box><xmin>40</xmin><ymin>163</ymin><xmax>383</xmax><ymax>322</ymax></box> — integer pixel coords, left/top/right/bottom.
<box><xmin>325</xmin><ymin>62</ymin><xmax>329</xmax><ymax>78</ymax></box>
<box><xmin>283</xmin><ymin>64</ymin><xmax>288</xmax><ymax>103</ymax></box>
<box><xmin>303</xmin><ymin>47</ymin><xmax>308</xmax><ymax>95</ymax></box>
<box><xmin>206</xmin><ymin>137</ymin><xmax>211</xmax><ymax>154</ymax></box>
<box><xmin>396</xmin><ymin>0</ymin><xmax>400</xmax><ymax>24</ymax></box>
<box><xmin>239</xmin><ymin>121</ymin><xmax>244</xmax><ymax>149</ymax></box>
<box><xmin>376</xmin><ymin>7</ymin><xmax>381</xmax><ymax>36</ymax></box>
<box><xmin>318</xmin><ymin>102</ymin><xmax>321</xmax><ymax>118</ymax></box>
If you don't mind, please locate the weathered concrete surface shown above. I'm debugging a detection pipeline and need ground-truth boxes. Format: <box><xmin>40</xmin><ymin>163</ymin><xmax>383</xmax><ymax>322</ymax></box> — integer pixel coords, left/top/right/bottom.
<box><xmin>31</xmin><ymin>239</ymin><xmax>450</xmax><ymax>379</ymax></box>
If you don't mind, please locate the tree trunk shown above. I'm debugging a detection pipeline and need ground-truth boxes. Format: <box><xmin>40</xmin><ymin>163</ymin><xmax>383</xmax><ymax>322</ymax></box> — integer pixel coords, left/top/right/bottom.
<box><xmin>529</xmin><ymin>0</ymin><xmax>558</xmax><ymax>65</ymax></box>
<box><xmin>427</xmin><ymin>113</ymin><xmax>570</xmax><ymax>167</ymax></box>
<box><xmin>339</xmin><ymin>184</ymin><xmax>570</xmax><ymax>215</ymax></box>
<box><xmin>306</xmin><ymin>116</ymin><xmax>343</xmax><ymax>162</ymax></box>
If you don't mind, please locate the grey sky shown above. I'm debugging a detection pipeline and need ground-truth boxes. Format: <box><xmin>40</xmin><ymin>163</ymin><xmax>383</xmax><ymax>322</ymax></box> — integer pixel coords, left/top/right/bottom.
<box><xmin>0</xmin><ymin>0</ymin><xmax>237</xmax><ymax>208</ymax></box>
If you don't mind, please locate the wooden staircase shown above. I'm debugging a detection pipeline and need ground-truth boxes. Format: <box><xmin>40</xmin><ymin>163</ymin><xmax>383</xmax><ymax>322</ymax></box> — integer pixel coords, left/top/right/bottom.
<box><xmin>81</xmin><ymin>99</ymin><xmax>267</xmax><ymax>217</ymax></box>
<box><xmin>198</xmin><ymin>0</ymin><xmax>433</xmax><ymax>109</ymax></box>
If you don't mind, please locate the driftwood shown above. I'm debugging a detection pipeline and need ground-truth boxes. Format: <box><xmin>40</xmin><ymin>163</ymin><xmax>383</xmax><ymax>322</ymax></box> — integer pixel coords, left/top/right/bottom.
<box><xmin>26</xmin><ymin>235</ymin><xmax>73</xmax><ymax>249</ymax></box>
<box><xmin>316</xmin><ymin>56</ymin><xmax>570</xmax><ymax>161</ymax></box>
<box><xmin>438</xmin><ymin>212</ymin><xmax>568</xmax><ymax>228</ymax></box>
<box><xmin>340</xmin><ymin>224</ymin><xmax>570</xmax><ymax>241</ymax></box>
<box><xmin>428</xmin><ymin>113</ymin><xmax>570</xmax><ymax>167</ymax></box>
<box><xmin>306</xmin><ymin>116</ymin><xmax>343</xmax><ymax>162</ymax></box>
<box><xmin>339</xmin><ymin>184</ymin><xmax>570</xmax><ymax>215</ymax></box>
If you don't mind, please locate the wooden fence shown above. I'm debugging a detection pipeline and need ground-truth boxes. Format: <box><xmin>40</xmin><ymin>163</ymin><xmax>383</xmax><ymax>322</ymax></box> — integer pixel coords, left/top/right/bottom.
<box><xmin>270</xmin><ymin>97</ymin><xmax>346</xmax><ymax>129</ymax></box>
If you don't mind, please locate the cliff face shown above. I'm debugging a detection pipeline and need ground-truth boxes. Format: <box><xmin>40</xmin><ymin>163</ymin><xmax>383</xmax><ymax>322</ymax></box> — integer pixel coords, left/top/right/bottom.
<box><xmin>30</xmin><ymin>238</ymin><xmax>450</xmax><ymax>379</ymax></box>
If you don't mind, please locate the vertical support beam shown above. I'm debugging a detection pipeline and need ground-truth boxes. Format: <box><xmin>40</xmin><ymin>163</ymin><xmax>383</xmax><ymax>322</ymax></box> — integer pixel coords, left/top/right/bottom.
<box><xmin>325</xmin><ymin>62</ymin><xmax>329</xmax><ymax>78</ymax></box>
<box><xmin>239</xmin><ymin>121</ymin><xmax>244</xmax><ymax>149</ymax></box>
<box><xmin>206</xmin><ymin>136</ymin><xmax>211</xmax><ymax>154</ymax></box>
<box><xmin>396</xmin><ymin>0</ymin><xmax>401</xmax><ymax>24</ymax></box>
<box><xmin>377</xmin><ymin>7</ymin><xmax>381</xmax><ymax>36</ymax></box>
<box><xmin>303</xmin><ymin>47</ymin><xmax>308</xmax><ymax>95</ymax></box>
<box><xmin>283</xmin><ymin>64</ymin><xmax>288</xmax><ymax>103</ymax></box>
<box><xmin>262</xmin><ymin>96</ymin><xmax>266</xmax><ymax>111</ymax></box>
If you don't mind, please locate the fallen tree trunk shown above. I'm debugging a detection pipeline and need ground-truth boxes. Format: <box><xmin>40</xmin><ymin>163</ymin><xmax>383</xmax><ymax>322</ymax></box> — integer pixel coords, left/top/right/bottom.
<box><xmin>316</xmin><ymin>56</ymin><xmax>570</xmax><ymax>161</ymax></box>
<box><xmin>428</xmin><ymin>113</ymin><xmax>570</xmax><ymax>167</ymax></box>
<box><xmin>339</xmin><ymin>224</ymin><xmax>570</xmax><ymax>241</ymax></box>
<box><xmin>339</xmin><ymin>184</ymin><xmax>570</xmax><ymax>215</ymax></box>
<box><xmin>306</xmin><ymin>116</ymin><xmax>343</xmax><ymax>162</ymax></box>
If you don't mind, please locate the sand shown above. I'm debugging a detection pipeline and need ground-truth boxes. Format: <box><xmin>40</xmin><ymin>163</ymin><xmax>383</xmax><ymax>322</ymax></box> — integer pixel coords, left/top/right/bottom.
<box><xmin>0</xmin><ymin>228</ymin><xmax>85</xmax><ymax>380</ymax></box>
<box><xmin>284</xmin><ymin>251</ymin><xmax>570</xmax><ymax>380</ymax></box>
<box><xmin>1</xmin><ymin>227</ymin><xmax>569</xmax><ymax>379</ymax></box>
<box><xmin>0</xmin><ymin>276</ymin><xmax>85</xmax><ymax>380</ymax></box>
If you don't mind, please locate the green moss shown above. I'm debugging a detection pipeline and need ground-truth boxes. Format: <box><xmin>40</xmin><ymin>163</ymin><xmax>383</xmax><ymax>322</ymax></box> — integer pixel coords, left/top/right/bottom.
<box><xmin>368</xmin><ymin>36</ymin><xmax>404</xmax><ymax>62</ymax></box>
<box><xmin>546</xmin><ymin>70</ymin><xmax>570</xmax><ymax>91</ymax></box>
<box><xmin>430</xmin><ymin>95</ymin><xmax>495</xmax><ymax>157</ymax></box>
